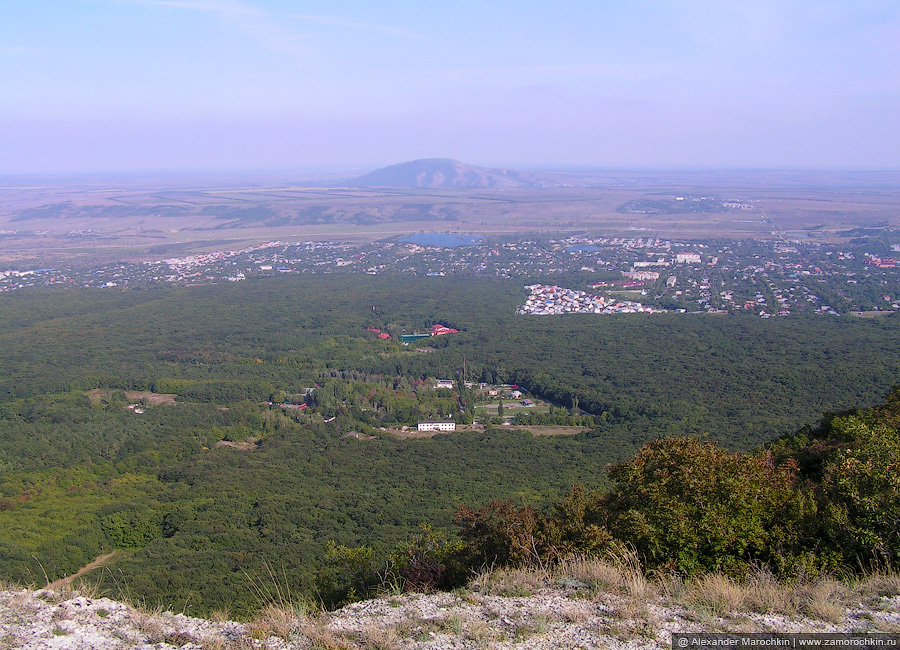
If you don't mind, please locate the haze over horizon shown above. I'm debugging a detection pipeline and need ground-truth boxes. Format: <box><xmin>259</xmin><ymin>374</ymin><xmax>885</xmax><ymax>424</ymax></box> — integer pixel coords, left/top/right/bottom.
<box><xmin>2</xmin><ymin>1</ymin><xmax>899</xmax><ymax>174</ymax></box>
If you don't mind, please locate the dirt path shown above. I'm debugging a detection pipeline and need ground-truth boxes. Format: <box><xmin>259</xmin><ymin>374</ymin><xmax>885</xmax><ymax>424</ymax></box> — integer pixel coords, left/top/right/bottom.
<box><xmin>46</xmin><ymin>551</ymin><xmax>117</xmax><ymax>590</ymax></box>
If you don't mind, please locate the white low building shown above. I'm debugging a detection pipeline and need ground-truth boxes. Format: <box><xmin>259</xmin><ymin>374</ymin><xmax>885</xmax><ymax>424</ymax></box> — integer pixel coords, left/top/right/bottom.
<box><xmin>676</xmin><ymin>253</ymin><xmax>702</xmax><ymax>264</ymax></box>
<box><xmin>417</xmin><ymin>420</ymin><xmax>456</xmax><ymax>432</ymax></box>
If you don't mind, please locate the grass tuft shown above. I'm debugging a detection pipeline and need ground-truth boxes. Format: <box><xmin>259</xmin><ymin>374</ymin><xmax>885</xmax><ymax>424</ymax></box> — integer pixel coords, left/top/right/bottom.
<box><xmin>743</xmin><ymin>566</ymin><xmax>801</xmax><ymax>616</ymax></box>
<box><xmin>247</xmin><ymin>603</ymin><xmax>305</xmax><ymax>640</ymax></box>
<box><xmin>555</xmin><ymin>544</ymin><xmax>651</xmax><ymax>597</ymax></box>
<box><xmin>802</xmin><ymin>577</ymin><xmax>849</xmax><ymax>623</ymax></box>
<box><xmin>470</xmin><ymin>565</ymin><xmax>548</xmax><ymax>596</ymax></box>
<box><xmin>299</xmin><ymin>621</ymin><xmax>358</xmax><ymax>650</ymax></box>
<box><xmin>360</xmin><ymin>624</ymin><xmax>399</xmax><ymax>650</ymax></box>
<box><xmin>854</xmin><ymin>569</ymin><xmax>900</xmax><ymax>604</ymax></box>
<box><xmin>683</xmin><ymin>573</ymin><xmax>746</xmax><ymax>617</ymax></box>
<box><xmin>243</xmin><ymin>561</ymin><xmax>319</xmax><ymax>641</ymax></box>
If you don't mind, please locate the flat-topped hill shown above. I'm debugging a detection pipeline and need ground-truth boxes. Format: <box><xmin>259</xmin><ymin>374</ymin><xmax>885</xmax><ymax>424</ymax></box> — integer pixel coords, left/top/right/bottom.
<box><xmin>345</xmin><ymin>158</ymin><xmax>575</xmax><ymax>189</ymax></box>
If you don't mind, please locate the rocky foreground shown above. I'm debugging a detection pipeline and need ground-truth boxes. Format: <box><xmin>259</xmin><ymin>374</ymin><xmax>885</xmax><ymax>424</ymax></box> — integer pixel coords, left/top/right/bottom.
<box><xmin>2</xmin><ymin>571</ymin><xmax>899</xmax><ymax>650</ymax></box>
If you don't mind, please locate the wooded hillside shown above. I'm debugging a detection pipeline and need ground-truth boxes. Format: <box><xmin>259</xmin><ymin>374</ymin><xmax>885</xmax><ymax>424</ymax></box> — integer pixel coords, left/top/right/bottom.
<box><xmin>0</xmin><ymin>276</ymin><xmax>898</xmax><ymax>614</ymax></box>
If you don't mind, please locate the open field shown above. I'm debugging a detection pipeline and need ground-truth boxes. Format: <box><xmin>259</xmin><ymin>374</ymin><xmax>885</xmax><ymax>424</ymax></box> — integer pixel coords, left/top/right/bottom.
<box><xmin>381</xmin><ymin>425</ymin><xmax>586</xmax><ymax>439</ymax></box>
<box><xmin>85</xmin><ymin>389</ymin><xmax>176</xmax><ymax>406</ymax></box>
<box><xmin>214</xmin><ymin>438</ymin><xmax>260</xmax><ymax>451</ymax></box>
<box><xmin>2</xmin><ymin>170</ymin><xmax>900</xmax><ymax>266</ymax></box>
<box><xmin>850</xmin><ymin>310</ymin><xmax>897</xmax><ymax>318</ymax></box>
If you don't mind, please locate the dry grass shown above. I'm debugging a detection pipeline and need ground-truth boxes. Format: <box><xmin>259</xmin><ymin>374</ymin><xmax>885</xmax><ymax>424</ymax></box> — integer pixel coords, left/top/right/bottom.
<box><xmin>653</xmin><ymin>570</ymin><xmax>686</xmax><ymax>599</ymax></box>
<box><xmin>392</xmin><ymin>613</ymin><xmax>432</xmax><ymax>639</ymax></box>
<box><xmin>470</xmin><ymin>565</ymin><xmax>549</xmax><ymax>596</ymax></box>
<box><xmin>555</xmin><ymin>544</ymin><xmax>651</xmax><ymax>598</ymax></box>
<box><xmin>132</xmin><ymin>605</ymin><xmax>167</xmax><ymax>642</ymax></box>
<box><xmin>126</xmin><ymin>600</ymin><xmax>203</xmax><ymax>646</ymax></box>
<box><xmin>679</xmin><ymin>569</ymin><xmax>873</xmax><ymax>625</ymax></box>
<box><xmin>0</xmin><ymin>579</ymin><xmax>21</xmax><ymax>592</ymax></box>
<box><xmin>208</xmin><ymin>608</ymin><xmax>233</xmax><ymax>623</ymax></box>
<box><xmin>162</xmin><ymin>630</ymin><xmax>200</xmax><ymax>646</ymax></box>
<box><xmin>463</xmin><ymin>551</ymin><xmax>900</xmax><ymax>631</ymax></box>
<box><xmin>854</xmin><ymin>570</ymin><xmax>900</xmax><ymax>605</ymax></box>
<box><xmin>200</xmin><ymin>636</ymin><xmax>257</xmax><ymax>650</ymax></box>
<box><xmin>4</xmin><ymin>562</ymin><xmax>897</xmax><ymax>650</ymax></box>
<box><xmin>556</xmin><ymin>601</ymin><xmax>590</xmax><ymax>623</ymax></box>
<box><xmin>681</xmin><ymin>574</ymin><xmax>746</xmax><ymax>617</ymax></box>
<box><xmin>556</xmin><ymin>556</ymin><xmax>623</xmax><ymax>591</ymax></box>
<box><xmin>243</xmin><ymin>561</ymin><xmax>318</xmax><ymax>641</ymax></box>
<box><xmin>531</xmin><ymin>612</ymin><xmax>551</xmax><ymax>634</ymax></box>
<box><xmin>609</xmin><ymin>616</ymin><xmax>659</xmax><ymax>642</ymax></box>
<box><xmin>464</xmin><ymin>618</ymin><xmax>503</xmax><ymax>643</ymax></box>
<box><xmin>246</xmin><ymin>603</ymin><xmax>306</xmax><ymax>640</ymax></box>
<box><xmin>608</xmin><ymin>596</ymin><xmax>649</xmax><ymax>623</ymax></box>
<box><xmin>461</xmin><ymin>590</ymin><xmax>480</xmax><ymax>605</ymax></box>
<box><xmin>1</xmin><ymin>590</ymin><xmax>41</xmax><ymax>619</ymax></box>
<box><xmin>743</xmin><ymin>567</ymin><xmax>802</xmax><ymax>616</ymax></box>
<box><xmin>503</xmin><ymin>425</ymin><xmax>587</xmax><ymax>437</ymax></box>
<box><xmin>232</xmin><ymin>563</ymin><xmax>895</xmax><ymax>646</ymax></box>
<box><xmin>68</xmin><ymin>576</ymin><xmax>106</xmax><ymax>600</ymax></box>
<box><xmin>298</xmin><ymin>621</ymin><xmax>358</xmax><ymax>650</ymax></box>
<box><xmin>802</xmin><ymin>577</ymin><xmax>849</xmax><ymax>623</ymax></box>
<box><xmin>398</xmin><ymin>611</ymin><xmax>502</xmax><ymax>644</ymax></box>
<box><xmin>359</xmin><ymin>624</ymin><xmax>399</xmax><ymax>650</ymax></box>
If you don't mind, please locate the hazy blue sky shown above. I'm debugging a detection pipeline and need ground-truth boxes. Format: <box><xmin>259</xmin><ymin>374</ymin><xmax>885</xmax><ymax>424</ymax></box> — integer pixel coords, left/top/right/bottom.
<box><xmin>2</xmin><ymin>1</ymin><xmax>899</xmax><ymax>173</ymax></box>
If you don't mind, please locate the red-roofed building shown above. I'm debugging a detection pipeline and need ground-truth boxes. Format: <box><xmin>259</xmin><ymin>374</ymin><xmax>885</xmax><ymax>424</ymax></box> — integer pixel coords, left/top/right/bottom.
<box><xmin>431</xmin><ymin>324</ymin><xmax>458</xmax><ymax>336</ymax></box>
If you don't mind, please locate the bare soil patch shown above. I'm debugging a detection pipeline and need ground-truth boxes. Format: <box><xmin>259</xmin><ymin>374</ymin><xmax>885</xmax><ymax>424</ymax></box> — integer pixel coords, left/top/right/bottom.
<box><xmin>342</xmin><ymin>431</ymin><xmax>376</xmax><ymax>440</ymax></box>
<box><xmin>379</xmin><ymin>427</ymin><xmax>443</xmax><ymax>439</ymax></box>
<box><xmin>45</xmin><ymin>551</ymin><xmax>117</xmax><ymax>590</ymax></box>
<box><xmin>214</xmin><ymin>439</ymin><xmax>259</xmax><ymax>451</ymax></box>
<box><xmin>127</xmin><ymin>391</ymin><xmax>177</xmax><ymax>405</ymax></box>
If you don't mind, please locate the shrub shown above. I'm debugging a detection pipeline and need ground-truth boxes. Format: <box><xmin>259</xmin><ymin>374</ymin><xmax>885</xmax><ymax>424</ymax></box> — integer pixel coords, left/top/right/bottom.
<box><xmin>100</xmin><ymin>507</ymin><xmax>163</xmax><ymax>548</ymax></box>
<box><xmin>602</xmin><ymin>438</ymin><xmax>806</xmax><ymax>576</ymax></box>
<box><xmin>818</xmin><ymin>413</ymin><xmax>900</xmax><ymax>565</ymax></box>
<box><xmin>393</xmin><ymin>524</ymin><xmax>465</xmax><ymax>592</ymax></box>
<box><xmin>454</xmin><ymin>485</ymin><xmax>611</xmax><ymax>571</ymax></box>
<box><xmin>455</xmin><ymin>500</ymin><xmax>541</xmax><ymax>568</ymax></box>
<box><xmin>540</xmin><ymin>484</ymin><xmax>611</xmax><ymax>561</ymax></box>
<box><xmin>315</xmin><ymin>542</ymin><xmax>380</xmax><ymax>607</ymax></box>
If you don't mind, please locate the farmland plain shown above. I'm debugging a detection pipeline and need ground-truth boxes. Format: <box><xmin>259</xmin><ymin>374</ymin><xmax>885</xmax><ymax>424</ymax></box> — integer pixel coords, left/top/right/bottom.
<box><xmin>3</xmin><ymin>169</ymin><xmax>900</xmax><ymax>268</ymax></box>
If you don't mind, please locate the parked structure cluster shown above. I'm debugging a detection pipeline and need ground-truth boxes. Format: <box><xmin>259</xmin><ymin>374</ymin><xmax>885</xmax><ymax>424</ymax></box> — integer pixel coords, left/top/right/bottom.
<box><xmin>3</xmin><ymin>234</ymin><xmax>899</xmax><ymax>315</ymax></box>
<box><xmin>516</xmin><ymin>284</ymin><xmax>664</xmax><ymax>315</ymax></box>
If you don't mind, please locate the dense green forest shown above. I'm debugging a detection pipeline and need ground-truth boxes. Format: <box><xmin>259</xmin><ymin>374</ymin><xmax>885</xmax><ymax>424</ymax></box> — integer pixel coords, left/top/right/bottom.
<box><xmin>0</xmin><ymin>275</ymin><xmax>898</xmax><ymax>615</ymax></box>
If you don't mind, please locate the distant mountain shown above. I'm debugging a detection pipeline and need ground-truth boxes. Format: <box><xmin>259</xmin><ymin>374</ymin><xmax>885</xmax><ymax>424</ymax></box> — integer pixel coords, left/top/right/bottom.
<box><xmin>345</xmin><ymin>159</ymin><xmax>573</xmax><ymax>189</ymax></box>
